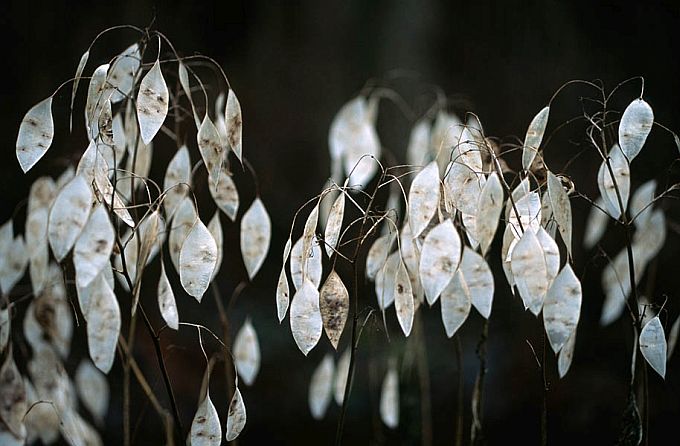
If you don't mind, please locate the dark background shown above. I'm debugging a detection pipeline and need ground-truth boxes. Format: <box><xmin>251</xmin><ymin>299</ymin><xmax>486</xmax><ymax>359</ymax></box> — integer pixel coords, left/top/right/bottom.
<box><xmin>1</xmin><ymin>0</ymin><xmax>680</xmax><ymax>444</ymax></box>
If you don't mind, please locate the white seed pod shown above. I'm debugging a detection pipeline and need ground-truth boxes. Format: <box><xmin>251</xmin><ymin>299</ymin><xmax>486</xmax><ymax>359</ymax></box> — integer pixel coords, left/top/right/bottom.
<box><xmin>209</xmin><ymin>166</ymin><xmax>239</xmax><ymax>221</ymax></box>
<box><xmin>107</xmin><ymin>43</ymin><xmax>140</xmax><ymax>103</ymax></box>
<box><xmin>511</xmin><ymin>229</ymin><xmax>549</xmax><ymax>316</ymax></box>
<box><xmin>276</xmin><ymin>266</ymin><xmax>290</xmax><ymax>323</ymax></box>
<box><xmin>163</xmin><ymin>145</ymin><xmax>192</xmax><ymax>219</ymax></box>
<box><xmin>240</xmin><ymin>198</ymin><xmax>271</xmax><ymax>280</ymax></box>
<box><xmin>324</xmin><ymin>192</ymin><xmax>345</xmax><ymax>258</ymax></box>
<box><xmin>558</xmin><ymin>329</ymin><xmax>576</xmax><ymax>378</ymax></box>
<box><xmin>136</xmin><ymin>60</ymin><xmax>169</xmax><ymax>144</ymax></box>
<box><xmin>536</xmin><ymin>227</ymin><xmax>560</xmax><ymax>284</ymax></box>
<box><xmin>430</xmin><ymin>110</ymin><xmax>463</xmax><ymax>173</ymax></box>
<box><xmin>48</xmin><ymin>175</ymin><xmax>93</xmax><ymax>262</ymax></box>
<box><xmin>522</xmin><ymin>106</ymin><xmax>550</xmax><ymax>170</ymax></box>
<box><xmin>208</xmin><ymin>212</ymin><xmax>224</xmax><ymax>282</ymax></box>
<box><xmin>418</xmin><ymin>219</ymin><xmax>460</xmax><ymax>305</ymax></box>
<box><xmin>543</xmin><ymin>265</ymin><xmax>582</xmax><ymax>353</ymax></box>
<box><xmin>301</xmin><ymin>203</ymin><xmax>319</xmax><ymax>282</ymax></box>
<box><xmin>406</xmin><ymin>119</ymin><xmax>431</xmax><ymax>167</ymax></box>
<box><xmin>0</xmin><ymin>235</ymin><xmax>27</xmax><ymax>295</ymax></box>
<box><xmin>169</xmin><ymin>197</ymin><xmax>197</xmax><ymax>272</ymax></box>
<box><xmin>308</xmin><ymin>354</ymin><xmax>335</xmax><ymax>420</ymax></box>
<box><xmin>84</xmin><ymin>64</ymin><xmax>112</xmax><ymax>140</ymax></box>
<box><xmin>290</xmin><ymin>279</ymin><xmax>323</xmax><ymax>356</ymax></box>
<box><xmin>157</xmin><ymin>260</ymin><xmax>179</xmax><ymax>330</ymax></box>
<box><xmin>630</xmin><ymin>179</ymin><xmax>657</xmax><ymax>228</ymax></box>
<box><xmin>440</xmin><ymin>271</ymin><xmax>471</xmax><ymax>338</ymax></box>
<box><xmin>366</xmin><ymin>232</ymin><xmax>394</xmax><ymax>280</ymax></box>
<box><xmin>178</xmin><ymin>62</ymin><xmax>201</xmax><ymax>128</ymax></box>
<box><xmin>290</xmin><ymin>236</ymin><xmax>322</xmax><ymax>291</ymax></box>
<box><xmin>334</xmin><ymin>349</ymin><xmax>350</xmax><ymax>405</ymax></box>
<box><xmin>225</xmin><ymin>387</ymin><xmax>246</xmax><ymax>441</ymax></box>
<box><xmin>597</xmin><ymin>143</ymin><xmax>630</xmax><ymax>220</ymax></box>
<box><xmin>379</xmin><ymin>365</ymin><xmax>399</xmax><ymax>429</ymax></box>
<box><xmin>584</xmin><ymin>197</ymin><xmax>609</xmax><ymax>249</ymax></box>
<box><xmin>639</xmin><ymin>316</ymin><xmax>666</xmax><ymax>378</ymax></box>
<box><xmin>408</xmin><ymin>161</ymin><xmax>439</xmax><ymax>237</ymax></box>
<box><xmin>24</xmin><ymin>378</ymin><xmax>60</xmax><ymax>444</ymax></box>
<box><xmin>394</xmin><ymin>260</ymin><xmax>415</xmax><ymax>337</ymax></box>
<box><xmin>233</xmin><ymin>319</ymin><xmax>261</xmax><ymax>386</ymax></box>
<box><xmin>456</xmin><ymin>126</ymin><xmax>483</xmax><ymax>173</ymax></box>
<box><xmin>16</xmin><ymin>97</ymin><xmax>54</xmax><ymax>173</ymax></box>
<box><xmin>599</xmin><ymin>248</ymin><xmax>638</xmax><ymax>326</ymax></box>
<box><xmin>445</xmin><ymin>161</ymin><xmax>485</xmax><ymax>216</ymax></box>
<box><xmin>180</xmin><ymin>219</ymin><xmax>218</xmax><ymax>301</ymax></box>
<box><xmin>546</xmin><ymin>171</ymin><xmax>572</xmax><ymax>254</ymax></box>
<box><xmin>70</xmin><ymin>49</ymin><xmax>90</xmax><ymax>131</ymax></box>
<box><xmin>319</xmin><ymin>270</ymin><xmax>349</xmax><ymax>349</ymax></box>
<box><xmin>460</xmin><ymin>247</ymin><xmax>494</xmax><ymax>319</ymax></box>
<box><xmin>189</xmin><ymin>392</ymin><xmax>222</xmax><ymax>446</ymax></box>
<box><xmin>198</xmin><ymin>114</ymin><xmax>225</xmax><ymax>182</ymax></box>
<box><xmin>75</xmin><ymin>360</ymin><xmax>109</xmax><ymax>424</ymax></box>
<box><xmin>375</xmin><ymin>251</ymin><xmax>400</xmax><ymax>310</ymax></box>
<box><xmin>225</xmin><ymin>89</ymin><xmax>243</xmax><ymax>163</ymax></box>
<box><xmin>74</xmin><ymin>204</ymin><xmax>114</xmax><ymax>289</ymax></box>
<box><xmin>86</xmin><ymin>276</ymin><xmax>120</xmax><ymax>373</ymax></box>
<box><xmin>619</xmin><ymin>98</ymin><xmax>654</xmax><ymax>162</ymax></box>
<box><xmin>475</xmin><ymin>171</ymin><xmax>504</xmax><ymax>255</ymax></box>
<box><xmin>507</xmin><ymin>191</ymin><xmax>542</xmax><ymax>240</ymax></box>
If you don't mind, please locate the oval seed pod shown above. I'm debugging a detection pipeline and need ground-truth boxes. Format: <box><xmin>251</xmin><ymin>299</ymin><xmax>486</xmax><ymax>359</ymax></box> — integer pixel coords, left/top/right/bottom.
<box><xmin>169</xmin><ymin>197</ymin><xmax>197</xmax><ymax>272</ymax></box>
<box><xmin>136</xmin><ymin>60</ymin><xmax>169</xmax><ymax>144</ymax></box>
<box><xmin>476</xmin><ymin>171</ymin><xmax>504</xmax><ymax>255</ymax></box>
<box><xmin>0</xmin><ymin>351</ymin><xmax>27</xmax><ymax>439</ymax></box>
<box><xmin>290</xmin><ymin>279</ymin><xmax>323</xmax><ymax>356</ymax></box>
<box><xmin>233</xmin><ymin>319</ymin><xmax>261</xmax><ymax>386</ymax></box>
<box><xmin>558</xmin><ymin>328</ymin><xmax>577</xmax><ymax>378</ymax></box>
<box><xmin>16</xmin><ymin>97</ymin><xmax>54</xmax><ymax>173</ymax></box>
<box><xmin>189</xmin><ymin>392</ymin><xmax>221</xmax><ymax>446</ymax></box>
<box><xmin>308</xmin><ymin>354</ymin><xmax>335</xmax><ymax>420</ymax></box>
<box><xmin>543</xmin><ymin>265</ymin><xmax>582</xmax><ymax>353</ymax></box>
<box><xmin>290</xmin><ymin>236</ymin><xmax>322</xmax><ymax>290</ymax></box>
<box><xmin>546</xmin><ymin>171</ymin><xmax>572</xmax><ymax>254</ymax></box>
<box><xmin>375</xmin><ymin>251</ymin><xmax>400</xmax><ymax>310</ymax></box>
<box><xmin>619</xmin><ymin>98</ymin><xmax>654</xmax><ymax>162</ymax></box>
<box><xmin>209</xmin><ymin>165</ymin><xmax>239</xmax><ymax>221</ymax></box>
<box><xmin>366</xmin><ymin>232</ymin><xmax>394</xmax><ymax>280</ymax></box>
<box><xmin>522</xmin><ymin>106</ymin><xmax>550</xmax><ymax>170</ymax></box>
<box><xmin>584</xmin><ymin>197</ymin><xmax>608</xmax><ymax>249</ymax></box>
<box><xmin>163</xmin><ymin>145</ymin><xmax>192</xmax><ymax>219</ymax></box>
<box><xmin>440</xmin><ymin>271</ymin><xmax>471</xmax><ymax>337</ymax></box>
<box><xmin>379</xmin><ymin>365</ymin><xmax>399</xmax><ymax>429</ymax></box>
<box><xmin>75</xmin><ymin>360</ymin><xmax>109</xmax><ymax>424</ymax></box>
<box><xmin>460</xmin><ymin>247</ymin><xmax>494</xmax><ymax>319</ymax></box>
<box><xmin>511</xmin><ymin>230</ymin><xmax>549</xmax><ymax>315</ymax></box>
<box><xmin>157</xmin><ymin>260</ymin><xmax>179</xmax><ymax>330</ymax></box>
<box><xmin>536</xmin><ymin>227</ymin><xmax>560</xmax><ymax>284</ymax></box>
<box><xmin>69</xmin><ymin>49</ymin><xmax>90</xmax><ymax>131</ymax></box>
<box><xmin>208</xmin><ymin>212</ymin><xmax>224</xmax><ymax>282</ymax></box>
<box><xmin>198</xmin><ymin>114</ymin><xmax>225</xmax><ymax>183</ymax></box>
<box><xmin>406</xmin><ymin>119</ymin><xmax>431</xmax><ymax>167</ymax></box>
<box><xmin>324</xmin><ymin>192</ymin><xmax>345</xmax><ymax>258</ymax></box>
<box><xmin>179</xmin><ymin>219</ymin><xmax>218</xmax><ymax>301</ymax></box>
<box><xmin>74</xmin><ymin>204</ymin><xmax>114</xmax><ymax>289</ymax></box>
<box><xmin>394</xmin><ymin>260</ymin><xmax>415</xmax><ymax>337</ymax></box>
<box><xmin>418</xmin><ymin>219</ymin><xmax>460</xmax><ymax>305</ymax></box>
<box><xmin>408</xmin><ymin>161</ymin><xmax>440</xmax><ymax>238</ymax></box>
<box><xmin>639</xmin><ymin>316</ymin><xmax>667</xmax><ymax>378</ymax></box>
<box><xmin>319</xmin><ymin>270</ymin><xmax>349</xmax><ymax>349</ymax></box>
<box><xmin>241</xmin><ymin>198</ymin><xmax>271</xmax><ymax>280</ymax></box>
<box><xmin>86</xmin><ymin>276</ymin><xmax>120</xmax><ymax>373</ymax></box>
<box><xmin>107</xmin><ymin>43</ymin><xmax>140</xmax><ymax>103</ymax></box>
<box><xmin>445</xmin><ymin>161</ymin><xmax>485</xmax><ymax>216</ymax></box>
<box><xmin>225</xmin><ymin>387</ymin><xmax>247</xmax><ymax>441</ymax></box>
<box><xmin>48</xmin><ymin>175</ymin><xmax>93</xmax><ymax>262</ymax></box>
<box><xmin>276</xmin><ymin>237</ymin><xmax>292</xmax><ymax>322</ymax></box>
<box><xmin>630</xmin><ymin>179</ymin><xmax>656</xmax><ymax>227</ymax></box>
<box><xmin>225</xmin><ymin>89</ymin><xmax>243</xmax><ymax>163</ymax></box>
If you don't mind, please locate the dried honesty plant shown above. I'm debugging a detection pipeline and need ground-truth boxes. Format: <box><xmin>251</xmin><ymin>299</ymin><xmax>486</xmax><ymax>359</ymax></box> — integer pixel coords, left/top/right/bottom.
<box><xmin>279</xmin><ymin>78</ymin><xmax>680</xmax><ymax>445</ymax></box>
<box><xmin>2</xmin><ymin>25</ymin><xmax>270</xmax><ymax>445</ymax></box>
